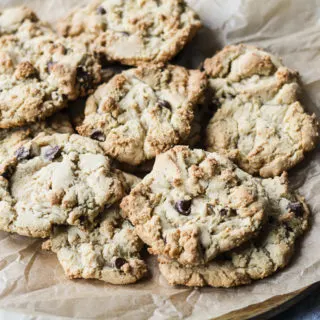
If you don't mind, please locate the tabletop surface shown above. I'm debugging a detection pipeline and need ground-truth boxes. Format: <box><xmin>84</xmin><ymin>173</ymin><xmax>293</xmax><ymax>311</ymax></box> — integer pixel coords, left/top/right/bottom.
<box><xmin>271</xmin><ymin>286</ymin><xmax>320</xmax><ymax>320</ymax></box>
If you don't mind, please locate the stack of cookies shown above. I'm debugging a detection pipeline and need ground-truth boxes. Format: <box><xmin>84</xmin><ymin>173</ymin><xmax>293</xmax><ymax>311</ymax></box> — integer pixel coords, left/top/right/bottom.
<box><xmin>0</xmin><ymin>0</ymin><xmax>319</xmax><ymax>288</ymax></box>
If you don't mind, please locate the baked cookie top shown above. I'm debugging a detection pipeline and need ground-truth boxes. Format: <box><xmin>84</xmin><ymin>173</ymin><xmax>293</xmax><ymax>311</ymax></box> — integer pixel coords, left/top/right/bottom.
<box><xmin>43</xmin><ymin>173</ymin><xmax>148</xmax><ymax>285</ymax></box>
<box><xmin>0</xmin><ymin>6</ymin><xmax>37</xmax><ymax>35</ymax></box>
<box><xmin>158</xmin><ymin>173</ymin><xmax>310</xmax><ymax>287</ymax></box>
<box><xmin>121</xmin><ymin>146</ymin><xmax>267</xmax><ymax>266</ymax></box>
<box><xmin>0</xmin><ymin>133</ymin><xmax>126</xmax><ymax>238</ymax></box>
<box><xmin>57</xmin><ymin>0</ymin><xmax>201</xmax><ymax>66</ymax></box>
<box><xmin>0</xmin><ymin>6</ymin><xmax>101</xmax><ymax>129</ymax></box>
<box><xmin>77</xmin><ymin>64</ymin><xmax>207</xmax><ymax>166</ymax></box>
<box><xmin>204</xmin><ymin>44</ymin><xmax>319</xmax><ymax>177</ymax></box>
<box><xmin>0</xmin><ymin>112</ymin><xmax>74</xmax><ymax>163</ymax></box>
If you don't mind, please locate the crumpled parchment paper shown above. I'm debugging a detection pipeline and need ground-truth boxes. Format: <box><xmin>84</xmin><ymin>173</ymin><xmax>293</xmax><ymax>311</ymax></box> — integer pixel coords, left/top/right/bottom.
<box><xmin>0</xmin><ymin>0</ymin><xmax>319</xmax><ymax>319</ymax></box>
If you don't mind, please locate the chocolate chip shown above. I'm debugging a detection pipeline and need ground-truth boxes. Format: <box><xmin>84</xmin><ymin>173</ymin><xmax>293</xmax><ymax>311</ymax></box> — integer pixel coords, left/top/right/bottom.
<box><xmin>175</xmin><ymin>200</ymin><xmax>192</xmax><ymax>216</ymax></box>
<box><xmin>14</xmin><ymin>146</ymin><xmax>30</xmax><ymax>161</ymax></box>
<box><xmin>220</xmin><ymin>208</ymin><xmax>228</xmax><ymax>216</ymax></box>
<box><xmin>44</xmin><ymin>146</ymin><xmax>61</xmax><ymax>161</ymax></box>
<box><xmin>90</xmin><ymin>130</ymin><xmax>106</xmax><ymax>142</ymax></box>
<box><xmin>115</xmin><ymin>257</ymin><xmax>127</xmax><ymax>269</ymax></box>
<box><xmin>97</xmin><ymin>6</ymin><xmax>106</xmax><ymax>14</ymax></box>
<box><xmin>120</xmin><ymin>31</ymin><xmax>129</xmax><ymax>36</ymax></box>
<box><xmin>76</xmin><ymin>66</ymin><xmax>93</xmax><ymax>91</ymax></box>
<box><xmin>287</xmin><ymin>202</ymin><xmax>303</xmax><ymax>216</ymax></box>
<box><xmin>158</xmin><ymin>99</ymin><xmax>171</xmax><ymax>109</ymax></box>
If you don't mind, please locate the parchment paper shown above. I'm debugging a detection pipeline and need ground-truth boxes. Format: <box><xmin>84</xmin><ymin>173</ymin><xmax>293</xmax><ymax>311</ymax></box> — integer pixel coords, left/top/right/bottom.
<box><xmin>0</xmin><ymin>0</ymin><xmax>320</xmax><ymax>319</ymax></box>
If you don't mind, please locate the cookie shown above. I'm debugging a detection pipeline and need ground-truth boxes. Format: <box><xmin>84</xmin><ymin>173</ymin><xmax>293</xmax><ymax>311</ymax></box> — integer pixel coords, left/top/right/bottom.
<box><xmin>204</xmin><ymin>44</ymin><xmax>319</xmax><ymax>177</ymax></box>
<box><xmin>0</xmin><ymin>6</ymin><xmax>37</xmax><ymax>35</ymax></box>
<box><xmin>57</xmin><ymin>0</ymin><xmax>201</xmax><ymax>66</ymax></box>
<box><xmin>0</xmin><ymin>6</ymin><xmax>101</xmax><ymax>129</ymax></box>
<box><xmin>158</xmin><ymin>173</ymin><xmax>310</xmax><ymax>287</ymax></box>
<box><xmin>0</xmin><ymin>133</ymin><xmax>126</xmax><ymax>238</ymax></box>
<box><xmin>0</xmin><ymin>112</ymin><xmax>74</xmax><ymax>163</ymax></box>
<box><xmin>121</xmin><ymin>146</ymin><xmax>267</xmax><ymax>266</ymax></box>
<box><xmin>77</xmin><ymin>64</ymin><xmax>207</xmax><ymax>166</ymax></box>
<box><xmin>42</xmin><ymin>173</ymin><xmax>147</xmax><ymax>285</ymax></box>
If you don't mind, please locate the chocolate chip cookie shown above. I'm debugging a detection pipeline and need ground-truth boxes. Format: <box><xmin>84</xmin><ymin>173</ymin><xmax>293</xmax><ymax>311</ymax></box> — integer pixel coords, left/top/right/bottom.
<box><xmin>0</xmin><ymin>133</ymin><xmax>126</xmax><ymax>238</ymax></box>
<box><xmin>77</xmin><ymin>64</ymin><xmax>207</xmax><ymax>166</ymax></box>
<box><xmin>121</xmin><ymin>146</ymin><xmax>267</xmax><ymax>266</ymax></box>
<box><xmin>0</xmin><ymin>6</ymin><xmax>101</xmax><ymax>129</ymax></box>
<box><xmin>57</xmin><ymin>0</ymin><xmax>201</xmax><ymax>66</ymax></box>
<box><xmin>42</xmin><ymin>173</ymin><xmax>148</xmax><ymax>284</ymax></box>
<box><xmin>159</xmin><ymin>173</ymin><xmax>309</xmax><ymax>287</ymax></box>
<box><xmin>204</xmin><ymin>44</ymin><xmax>319</xmax><ymax>177</ymax></box>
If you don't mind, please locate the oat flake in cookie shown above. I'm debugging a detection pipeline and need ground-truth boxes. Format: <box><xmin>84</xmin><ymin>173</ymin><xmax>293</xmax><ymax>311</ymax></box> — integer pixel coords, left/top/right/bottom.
<box><xmin>121</xmin><ymin>146</ymin><xmax>267</xmax><ymax>266</ymax></box>
<box><xmin>0</xmin><ymin>133</ymin><xmax>126</xmax><ymax>238</ymax></box>
<box><xmin>204</xmin><ymin>44</ymin><xmax>319</xmax><ymax>177</ymax></box>
<box><xmin>77</xmin><ymin>64</ymin><xmax>207</xmax><ymax>166</ymax></box>
<box><xmin>0</xmin><ymin>6</ymin><xmax>101</xmax><ymax>129</ymax></box>
<box><xmin>57</xmin><ymin>0</ymin><xmax>201</xmax><ymax>66</ymax></box>
<box><xmin>159</xmin><ymin>173</ymin><xmax>310</xmax><ymax>287</ymax></box>
<box><xmin>42</xmin><ymin>173</ymin><xmax>148</xmax><ymax>285</ymax></box>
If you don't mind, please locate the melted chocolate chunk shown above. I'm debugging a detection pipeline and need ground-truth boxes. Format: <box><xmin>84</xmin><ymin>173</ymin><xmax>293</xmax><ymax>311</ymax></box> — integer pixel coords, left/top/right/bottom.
<box><xmin>175</xmin><ymin>200</ymin><xmax>192</xmax><ymax>216</ymax></box>
<box><xmin>15</xmin><ymin>146</ymin><xmax>30</xmax><ymax>161</ymax></box>
<box><xmin>90</xmin><ymin>130</ymin><xmax>106</xmax><ymax>142</ymax></box>
<box><xmin>97</xmin><ymin>6</ymin><xmax>106</xmax><ymax>14</ymax></box>
<box><xmin>120</xmin><ymin>31</ymin><xmax>130</xmax><ymax>36</ymax></box>
<box><xmin>115</xmin><ymin>257</ymin><xmax>127</xmax><ymax>269</ymax></box>
<box><xmin>287</xmin><ymin>202</ymin><xmax>303</xmax><ymax>216</ymax></box>
<box><xmin>158</xmin><ymin>99</ymin><xmax>171</xmax><ymax>109</ymax></box>
<box><xmin>44</xmin><ymin>146</ymin><xmax>61</xmax><ymax>161</ymax></box>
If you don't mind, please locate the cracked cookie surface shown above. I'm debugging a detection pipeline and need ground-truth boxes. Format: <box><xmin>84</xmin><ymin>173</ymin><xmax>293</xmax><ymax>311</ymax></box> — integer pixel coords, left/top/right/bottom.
<box><xmin>43</xmin><ymin>173</ymin><xmax>148</xmax><ymax>284</ymax></box>
<box><xmin>121</xmin><ymin>146</ymin><xmax>267</xmax><ymax>266</ymax></box>
<box><xmin>77</xmin><ymin>64</ymin><xmax>207</xmax><ymax>166</ymax></box>
<box><xmin>159</xmin><ymin>173</ymin><xmax>310</xmax><ymax>287</ymax></box>
<box><xmin>0</xmin><ymin>112</ymin><xmax>74</xmax><ymax>164</ymax></box>
<box><xmin>0</xmin><ymin>6</ymin><xmax>101</xmax><ymax>129</ymax></box>
<box><xmin>204</xmin><ymin>44</ymin><xmax>319</xmax><ymax>177</ymax></box>
<box><xmin>0</xmin><ymin>133</ymin><xmax>125</xmax><ymax>238</ymax></box>
<box><xmin>58</xmin><ymin>0</ymin><xmax>201</xmax><ymax>66</ymax></box>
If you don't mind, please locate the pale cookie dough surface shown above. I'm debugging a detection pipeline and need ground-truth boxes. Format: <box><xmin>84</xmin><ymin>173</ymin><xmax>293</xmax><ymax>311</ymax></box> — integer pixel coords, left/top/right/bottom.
<box><xmin>58</xmin><ymin>0</ymin><xmax>201</xmax><ymax>66</ymax></box>
<box><xmin>77</xmin><ymin>64</ymin><xmax>207</xmax><ymax>166</ymax></box>
<box><xmin>0</xmin><ymin>133</ymin><xmax>126</xmax><ymax>238</ymax></box>
<box><xmin>159</xmin><ymin>173</ymin><xmax>310</xmax><ymax>287</ymax></box>
<box><xmin>43</xmin><ymin>173</ymin><xmax>147</xmax><ymax>285</ymax></box>
<box><xmin>204</xmin><ymin>44</ymin><xmax>319</xmax><ymax>177</ymax></box>
<box><xmin>0</xmin><ymin>6</ymin><xmax>101</xmax><ymax>129</ymax></box>
<box><xmin>0</xmin><ymin>112</ymin><xmax>74</xmax><ymax>163</ymax></box>
<box><xmin>121</xmin><ymin>146</ymin><xmax>267</xmax><ymax>266</ymax></box>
